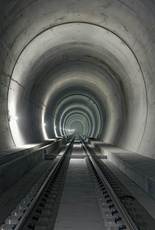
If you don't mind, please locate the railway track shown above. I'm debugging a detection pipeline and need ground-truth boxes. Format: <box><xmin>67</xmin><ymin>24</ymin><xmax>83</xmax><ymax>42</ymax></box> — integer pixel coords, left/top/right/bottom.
<box><xmin>1</xmin><ymin>138</ymin><xmax>155</xmax><ymax>230</ymax></box>
<box><xmin>83</xmin><ymin>144</ymin><xmax>137</xmax><ymax>230</ymax></box>
<box><xmin>0</xmin><ymin>139</ymin><xmax>74</xmax><ymax>230</ymax></box>
<box><xmin>81</xmin><ymin>139</ymin><xmax>155</xmax><ymax>230</ymax></box>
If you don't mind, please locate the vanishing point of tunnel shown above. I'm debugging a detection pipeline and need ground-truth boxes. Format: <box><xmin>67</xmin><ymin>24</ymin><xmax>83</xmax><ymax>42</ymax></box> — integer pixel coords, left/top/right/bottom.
<box><xmin>0</xmin><ymin>0</ymin><xmax>155</xmax><ymax>229</ymax></box>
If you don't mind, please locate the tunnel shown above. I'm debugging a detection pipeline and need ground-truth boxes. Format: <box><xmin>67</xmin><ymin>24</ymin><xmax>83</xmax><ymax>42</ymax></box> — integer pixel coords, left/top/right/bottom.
<box><xmin>0</xmin><ymin>0</ymin><xmax>155</xmax><ymax>229</ymax></box>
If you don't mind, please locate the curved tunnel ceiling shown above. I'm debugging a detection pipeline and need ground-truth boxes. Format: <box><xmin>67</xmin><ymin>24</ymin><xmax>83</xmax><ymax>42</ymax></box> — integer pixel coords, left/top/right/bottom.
<box><xmin>8</xmin><ymin>22</ymin><xmax>146</xmax><ymax>150</ymax></box>
<box><xmin>0</xmin><ymin>0</ymin><xmax>155</xmax><ymax>157</ymax></box>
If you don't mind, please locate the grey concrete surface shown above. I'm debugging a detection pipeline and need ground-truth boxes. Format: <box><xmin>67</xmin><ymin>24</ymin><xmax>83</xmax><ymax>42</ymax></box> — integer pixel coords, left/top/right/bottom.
<box><xmin>107</xmin><ymin>149</ymin><xmax>155</xmax><ymax>200</ymax></box>
<box><xmin>103</xmin><ymin>159</ymin><xmax>155</xmax><ymax>220</ymax></box>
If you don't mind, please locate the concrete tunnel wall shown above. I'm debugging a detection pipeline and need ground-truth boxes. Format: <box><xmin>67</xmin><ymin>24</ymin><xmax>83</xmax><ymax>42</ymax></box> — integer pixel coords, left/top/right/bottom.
<box><xmin>0</xmin><ymin>0</ymin><xmax>155</xmax><ymax>157</ymax></box>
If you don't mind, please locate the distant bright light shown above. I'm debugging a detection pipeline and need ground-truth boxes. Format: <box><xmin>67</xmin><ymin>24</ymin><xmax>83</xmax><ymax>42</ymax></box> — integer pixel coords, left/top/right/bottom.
<box><xmin>65</xmin><ymin>128</ymin><xmax>75</xmax><ymax>134</ymax></box>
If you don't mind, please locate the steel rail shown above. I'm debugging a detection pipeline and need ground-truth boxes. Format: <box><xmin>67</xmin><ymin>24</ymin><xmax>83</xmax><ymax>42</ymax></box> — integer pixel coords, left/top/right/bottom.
<box><xmin>1</xmin><ymin>138</ymin><xmax>74</xmax><ymax>230</ymax></box>
<box><xmin>81</xmin><ymin>138</ymin><xmax>139</xmax><ymax>230</ymax></box>
<box><xmin>16</xmin><ymin>138</ymin><xmax>74</xmax><ymax>230</ymax></box>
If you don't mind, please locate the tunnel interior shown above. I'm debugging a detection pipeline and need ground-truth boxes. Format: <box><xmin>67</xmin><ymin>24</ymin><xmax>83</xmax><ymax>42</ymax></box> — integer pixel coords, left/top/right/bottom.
<box><xmin>0</xmin><ymin>0</ymin><xmax>155</xmax><ymax>157</ymax></box>
<box><xmin>7</xmin><ymin>21</ymin><xmax>148</xmax><ymax>153</ymax></box>
<box><xmin>1</xmin><ymin>0</ymin><xmax>155</xmax><ymax>228</ymax></box>
<box><xmin>0</xmin><ymin>0</ymin><xmax>154</xmax><ymax>156</ymax></box>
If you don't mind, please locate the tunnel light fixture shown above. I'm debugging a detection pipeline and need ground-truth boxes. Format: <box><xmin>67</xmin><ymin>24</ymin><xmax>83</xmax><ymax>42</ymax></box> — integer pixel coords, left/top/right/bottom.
<box><xmin>21</xmin><ymin>144</ymin><xmax>37</xmax><ymax>149</ymax></box>
<box><xmin>10</xmin><ymin>115</ymin><xmax>18</xmax><ymax>121</ymax></box>
<box><xmin>42</xmin><ymin>122</ymin><xmax>49</xmax><ymax>139</ymax></box>
<box><xmin>8</xmin><ymin>99</ymin><xmax>25</xmax><ymax>146</ymax></box>
<box><xmin>9</xmin><ymin>113</ymin><xmax>24</xmax><ymax>146</ymax></box>
<box><xmin>41</xmin><ymin>110</ymin><xmax>49</xmax><ymax>140</ymax></box>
